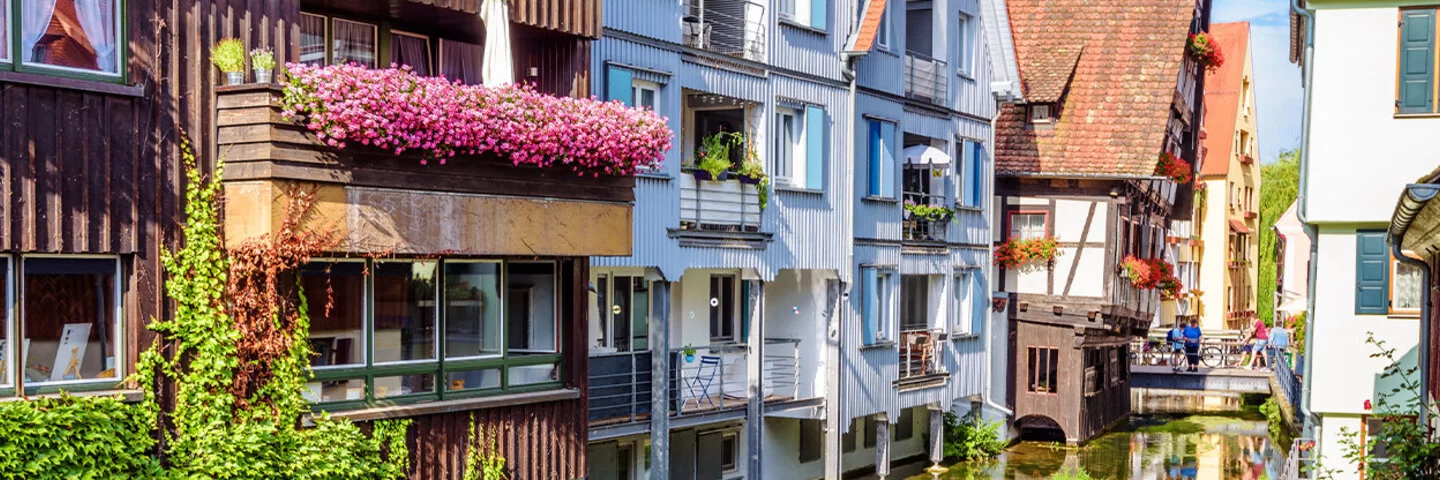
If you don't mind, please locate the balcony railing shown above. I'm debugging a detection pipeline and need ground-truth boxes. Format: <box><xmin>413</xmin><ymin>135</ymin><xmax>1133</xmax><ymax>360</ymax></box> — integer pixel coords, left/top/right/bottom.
<box><xmin>683</xmin><ymin>0</ymin><xmax>767</xmax><ymax>61</ymax></box>
<box><xmin>670</xmin><ymin>344</ymin><xmax>749</xmax><ymax>416</ymax></box>
<box><xmin>899</xmin><ymin>328</ymin><xmax>946</xmax><ymax>379</ymax></box>
<box><xmin>679</xmin><ymin>173</ymin><xmax>763</xmax><ymax>232</ymax></box>
<box><xmin>904</xmin><ymin>51</ymin><xmax>949</xmax><ymax>105</ymax></box>
<box><xmin>902</xmin><ymin>193</ymin><xmax>948</xmax><ymax>242</ymax></box>
<box><xmin>763</xmin><ymin>338</ymin><xmax>802</xmax><ymax>400</ymax></box>
<box><xmin>588</xmin><ymin>351</ymin><xmax>653</xmax><ymax>427</ymax></box>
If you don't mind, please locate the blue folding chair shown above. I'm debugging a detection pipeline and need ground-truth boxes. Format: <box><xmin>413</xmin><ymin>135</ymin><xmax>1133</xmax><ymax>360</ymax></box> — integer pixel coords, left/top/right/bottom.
<box><xmin>683</xmin><ymin>355</ymin><xmax>722</xmax><ymax>410</ymax></box>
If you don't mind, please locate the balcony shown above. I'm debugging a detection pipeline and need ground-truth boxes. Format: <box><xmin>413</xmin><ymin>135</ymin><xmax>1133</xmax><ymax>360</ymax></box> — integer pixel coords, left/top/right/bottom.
<box><xmin>1240</xmin><ymin>154</ymin><xmax>1255</xmax><ymax>165</ymax></box>
<box><xmin>904</xmin><ymin>52</ymin><xmax>949</xmax><ymax>106</ymax></box>
<box><xmin>899</xmin><ymin>328</ymin><xmax>947</xmax><ymax>382</ymax></box>
<box><xmin>667</xmin><ymin>340</ymin><xmax>801</xmax><ymax>417</ymax></box>
<box><xmin>1245</xmin><ymin>211</ymin><xmax>1258</xmax><ymax>220</ymax></box>
<box><xmin>683</xmin><ymin>0</ymin><xmax>767</xmax><ymax>61</ymax></box>
<box><xmin>679</xmin><ymin>173</ymin><xmax>763</xmax><ymax>233</ymax></box>
<box><xmin>902</xmin><ymin>195</ymin><xmax>950</xmax><ymax>243</ymax></box>
<box><xmin>588</xmin><ymin>351</ymin><xmax>653</xmax><ymax>427</ymax></box>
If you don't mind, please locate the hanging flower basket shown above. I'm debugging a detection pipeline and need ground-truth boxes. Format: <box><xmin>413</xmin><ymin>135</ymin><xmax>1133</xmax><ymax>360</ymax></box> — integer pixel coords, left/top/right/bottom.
<box><xmin>1120</xmin><ymin>255</ymin><xmax>1179</xmax><ymax>291</ymax></box>
<box><xmin>995</xmin><ymin>237</ymin><xmax>1061</xmax><ymax>268</ymax></box>
<box><xmin>1156</xmin><ymin>152</ymin><xmax>1193</xmax><ymax>184</ymax></box>
<box><xmin>1188</xmin><ymin>33</ymin><xmax>1225</xmax><ymax>73</ymax></box>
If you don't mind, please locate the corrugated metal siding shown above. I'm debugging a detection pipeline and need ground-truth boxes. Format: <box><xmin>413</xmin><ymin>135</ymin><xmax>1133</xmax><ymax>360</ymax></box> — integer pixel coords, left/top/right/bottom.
<box><xmin>950</xmin><ymin>0</ymin><xmax>997</xmax><ymax>118</ymax></box>
<box><xmin>769</xmin><ymin>0</ymin><xmax>854</xmax><ymax>82</ymax></box>
<box><xmin>948</xmin><ymin>334</ymin><xmax>987</xmax><ymax>400</ymax></box>
<box><xmin>853</xmin><ymin>93</ymin><xmax>906</xmax><ymax>242</ymax></box>
<box><xmin>384</xmin><ymin>399</ymin><xmax>588</xmax><ymax>479</ymax></box>
<box><xmin>601</xmin><ymin>0</ymin><xmax>683</xmax><ymax>42</ymax></box>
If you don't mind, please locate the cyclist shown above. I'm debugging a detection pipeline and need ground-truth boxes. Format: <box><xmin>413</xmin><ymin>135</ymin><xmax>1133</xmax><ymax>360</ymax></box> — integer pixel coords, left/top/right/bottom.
<box><xmin>1166</xmin><ymin>322</ymin><xmax>1185</xmax><ymax>373</ymax></box>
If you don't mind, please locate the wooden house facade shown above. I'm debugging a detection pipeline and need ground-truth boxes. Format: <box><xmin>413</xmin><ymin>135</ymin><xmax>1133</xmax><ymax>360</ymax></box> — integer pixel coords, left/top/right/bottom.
<box><xmin>1</xmin><ymin>0</ymin><xmax>626</xmax><ymax>478</ymax></box>
<box><xmin>992</xmin><ymin>0</ymin><xmax>1209</xmax><ymax>444</ymax></box>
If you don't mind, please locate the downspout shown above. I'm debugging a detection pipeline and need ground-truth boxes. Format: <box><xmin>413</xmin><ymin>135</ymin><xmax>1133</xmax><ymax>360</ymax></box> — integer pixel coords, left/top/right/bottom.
<box><xmin>1392</xmin><ymin>241</ymin><xmax>1430</xmax><ymax>426</ymax></box>
<box><xmin>983</xmin><ymin>110</ymin><xmax>1014</xmax><ymax>418</ymax></box>
<box><xmin>1290</xmin><ymin>0</ymin><xmax>1322</xmax><ymax>471</ymax></box>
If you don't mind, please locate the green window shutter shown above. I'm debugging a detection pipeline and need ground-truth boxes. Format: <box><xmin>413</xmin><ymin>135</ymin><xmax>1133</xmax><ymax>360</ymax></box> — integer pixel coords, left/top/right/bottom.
<box><xmin>806</xmin><ymin>106</ymin><xmax>825</xmax><ymax>190</ymax></box>
<box><xmin>867</xmin><ymin>120</ymin><xmax>882</xmax><ymax>196</ymax></box>
<box><xmin>880</xmin><ymin>121</ymin><xmax>896</xmax><ymax>197</ymax></box>
<box><xmin>1355</xmin><ymin>230</ymin><xmax>1390</xmax><ymax>314</ymax></box>
<box><xmin>607</xmin><ymin>65</ymin><xmax>633</xmax><ymax>106</ymax></box>
<box><xmin>1399</xmin><ymin>10</ymin><xmax>1435</xmax><ymax>114</ymax></box>
<box><xmin>862</xmin><ymin>267</ymin><xmax>878</xmax><ymax>345</ymax></box>
<box><xmin>810</xmin><ymin>0</ymin><xmax>827</xmax><ymax>30</ymax></box>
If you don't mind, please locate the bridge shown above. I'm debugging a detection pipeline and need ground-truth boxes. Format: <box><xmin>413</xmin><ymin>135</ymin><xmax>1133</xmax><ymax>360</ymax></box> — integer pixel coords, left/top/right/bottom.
<box><xmin>1129</xmin><ymin>345</ymin><xmax>1305</xmax><ymax>428</ymax></box>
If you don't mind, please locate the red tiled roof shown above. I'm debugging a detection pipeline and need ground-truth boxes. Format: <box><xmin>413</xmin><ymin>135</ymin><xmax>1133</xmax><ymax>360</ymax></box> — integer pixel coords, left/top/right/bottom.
<box><xmin>845</xmin><ymin>0</ymin><xmax>889</xmax><ymax>54</ymax></box>
<box><xmin>1199</xmin><ymin>22</ymin><xmax>1250</xmax><ymax>177</ymax></box>
<box><xmin>995</xmin><ymin>0</ymin><xmax>1195</xmax><ymax>176</ymax></box>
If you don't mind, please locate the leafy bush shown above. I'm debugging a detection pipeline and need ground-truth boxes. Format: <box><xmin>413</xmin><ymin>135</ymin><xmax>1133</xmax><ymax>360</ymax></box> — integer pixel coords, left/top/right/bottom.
<box><xmin>1338</xmin><ymin>334</ymin><xmax>1440</xmax><ymax>480</ymax></box>
<box><xmin>0</xmin><ymin>394</ymin><xmax>165</xmax><ymax>479</ymax></box>
<box><xmin>211</xmin><ymin>38</ymin><xmax>246</xmax><ymax>72</ymax></box>
<box><xmin>1052</xmin><ymin>466</ymin><xmax>1096</xmax><ymax>480</ymax></box>
<box><xmin>943</xmin><ymin>411</ymin><xmax>1007</xmax><ymax>462</ymax></box>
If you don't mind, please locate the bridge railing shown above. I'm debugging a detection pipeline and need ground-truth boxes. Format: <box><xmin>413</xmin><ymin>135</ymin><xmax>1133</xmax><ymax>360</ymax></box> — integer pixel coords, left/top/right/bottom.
<box><xmin>1130</xmin><ymin>338</ymin><xmax>1253</xmax><ymax>368</ymax></box>
<box><xmin>1272</xmin><ymin>346</ymin><xmax>1302</xmax><ymax>424</ymax></box>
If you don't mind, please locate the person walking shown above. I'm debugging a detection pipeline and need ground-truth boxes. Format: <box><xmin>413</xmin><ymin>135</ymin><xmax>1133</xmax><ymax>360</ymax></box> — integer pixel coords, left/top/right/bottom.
<box><xmin>1183</xmin><ymin>319</ymin><xmax>1203</xmax><ymax>373</ymax></box>
<box><xmin>1245</xmin><ymin>317</ymin><xmax>1269</xmax><ymax>370</ymax></box>
<box><xmin>1270</xmin><ymin>319</ymin><xmax>1291</xmax><ymax>368</ymax></box>
<box><xmin>1167</xmin><ymin>322</ymin><xmax>1186</xmax><ymax>373</ymax></box>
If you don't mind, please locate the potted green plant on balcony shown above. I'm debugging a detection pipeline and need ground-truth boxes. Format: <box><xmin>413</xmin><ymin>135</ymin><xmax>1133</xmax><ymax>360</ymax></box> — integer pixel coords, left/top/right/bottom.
<box><xmin>902</xmin><ymin>200</ymin><xmax>955</xmax><ymax>222</ymax></box>
<box><xmin>211</xmin><ymin>38</ymin><xmax>247</xmax><ymax>85</ymax></box>
<box><xmin>692</xmin><ymin>131</ymin><xmax>743</xmax><ymax>181</ymax></box>
<box><xmin>250</xmin><ymin>48</ymin><xmax>275</xmax><ymax>84</ymax></box>
<box><xmin>682</xmin><ymin>344</ymin><xmax>697</xmax><ymax>363</ymax></box>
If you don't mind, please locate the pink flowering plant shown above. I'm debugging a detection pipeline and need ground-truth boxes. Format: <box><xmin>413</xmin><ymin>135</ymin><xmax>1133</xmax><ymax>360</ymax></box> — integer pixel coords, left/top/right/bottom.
<box><xmin>280</xmin><ymin>63</ymin><xmax>672</xmax><ymax>176</ymax></box>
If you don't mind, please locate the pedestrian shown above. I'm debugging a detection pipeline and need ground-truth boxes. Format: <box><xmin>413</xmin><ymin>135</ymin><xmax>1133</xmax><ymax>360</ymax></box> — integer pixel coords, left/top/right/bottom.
<box><xmin>1183</xmin><ymin>319</ymin><xmax>1203</xmax><ymax>372</ymax></box>
<box><xmin>1270</xmin><ymin>319</ymin><xmax>1291</xmax><ymax>367</ymax></box>
<box><xmin>1167</xmin><ymin>321</ymin><xmax>1186</xmax><ymax>373</ymax></box>
<box><xmin>1245</xmin><ymin>316</ymin><xmax>1269</xmax><ymax>370</ymax></box>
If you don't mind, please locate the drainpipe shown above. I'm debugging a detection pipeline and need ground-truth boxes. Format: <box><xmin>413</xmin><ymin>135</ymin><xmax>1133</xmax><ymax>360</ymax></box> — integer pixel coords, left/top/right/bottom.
<box><xmin>982</xmin><ymin>110</ymin><xmax>1014</xmax><ymax>419</ymax></box>
<box><xmin>1290</xmin><ymin>0</ymin><xmax>1322</xmax><ymax>473</ymax></box>
<box><xmin>1391</xmin><ymin>241</ymin><xmax>1430</xmax><ymax>427</ymax></box>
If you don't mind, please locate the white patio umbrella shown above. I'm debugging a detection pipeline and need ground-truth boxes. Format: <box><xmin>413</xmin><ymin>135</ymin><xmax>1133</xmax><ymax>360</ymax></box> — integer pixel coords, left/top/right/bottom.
<box><xmin>480</xmin><ymin>0</ymin><xmax>514</xmax><ymax>87</ymax></box>
<box><xmin>902</xmin><ymin>144</ymin><xmax>951</xmax><ymax>167</ymax></box>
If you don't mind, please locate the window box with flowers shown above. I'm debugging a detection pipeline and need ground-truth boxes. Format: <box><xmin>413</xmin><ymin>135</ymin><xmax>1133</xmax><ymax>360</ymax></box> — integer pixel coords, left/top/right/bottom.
<box><xmin>1120</xmin><ymin>255</ymin><xmax>1179</xmax><ymax>294</ymax></box>
<box><xmin>994</xmin><ymin>237</ymin><xmax>1061</xmax><ymax>269</ymax></box>
<box><xmin>1187</xmin><ymin>33</ymin><xmax>1225</xmax><ymax>73</ymax></box>
<box><xmin>1156</xmin><ymin>152</ymin><xmax>1193</xmax><ymax>184</ymax></box>
<box><xmin>903</xmin><ymin>200</ymin><xmax>955</xmax><ymax>242</ymax></box>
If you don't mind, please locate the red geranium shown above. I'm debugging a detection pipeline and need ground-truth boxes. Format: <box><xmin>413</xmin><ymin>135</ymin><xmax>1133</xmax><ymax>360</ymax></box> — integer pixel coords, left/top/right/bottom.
<box><xmin>995</xmin><ymin>237</ymin><xmax>1061</xmax><ymax>268</ymax></box>
<box><xmin>1156</xmin><ymin>152</ymin><xmax>1192</xmax><ymax>184</ymax></box>
<box><xmin>1121</xmin><ymin>255</ymin><xmax>1180</xmax><ymax>291</ymax></box>
<box><xmin>1188</xmin><ymin>33</ymin><xmax>1225</xmax><ymax>73</ymax></box>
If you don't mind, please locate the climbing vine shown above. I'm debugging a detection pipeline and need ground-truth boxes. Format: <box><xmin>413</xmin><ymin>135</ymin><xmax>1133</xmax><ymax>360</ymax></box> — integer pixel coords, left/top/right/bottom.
<box><xmin>463</xmin><ymin>413</ymin><xmax>510</xmax><ymax>480</ymax></box>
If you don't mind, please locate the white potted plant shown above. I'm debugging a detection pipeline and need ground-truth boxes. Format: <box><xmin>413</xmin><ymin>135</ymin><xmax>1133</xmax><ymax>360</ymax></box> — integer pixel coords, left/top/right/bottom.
<box><xmin>250</xmin><ymin>48</ymin><xmax>275</xmax><ymax>84</ymax></box>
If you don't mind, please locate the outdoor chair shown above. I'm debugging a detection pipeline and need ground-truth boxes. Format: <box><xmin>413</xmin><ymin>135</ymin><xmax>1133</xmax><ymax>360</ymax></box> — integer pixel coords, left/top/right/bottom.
<box><xmin>682</xmin><ymin>355</ymin><xmax>721</xmax><ymax>411</ymax></box>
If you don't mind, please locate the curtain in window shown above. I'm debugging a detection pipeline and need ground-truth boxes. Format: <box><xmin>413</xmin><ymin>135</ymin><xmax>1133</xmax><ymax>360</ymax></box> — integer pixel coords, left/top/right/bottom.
<box><xmin>73</xmin><ymin>0</ymin><xmax>117</xmax><ymax>73</ymax></box>
<box><xmin>21</xmin><ymin>0</ymin><xmax>59</xmax><ymax>64</ymax></box>
<box><xmin>299</xmin><ymin>15</ymin><xmax>326</xmax><ymax>66</ymax></box>
<box><xmin>439</xmin><ymin>39</ymin><xmax>483</xmax><ymax>85</ymax></box>
<box><xmin>332</xmin><ymin>19</ymin><xmax>376</xmax><ymax>68</ymax></box>
<box><xmin>391</xmin><ymin>33</ymin><xmax>430</xmax><ymax>76</ymax></box>
<box><xmin>1395</xmin><ymin>263</ymin><xmax>1423</xmax><ymax>311</ymax></box>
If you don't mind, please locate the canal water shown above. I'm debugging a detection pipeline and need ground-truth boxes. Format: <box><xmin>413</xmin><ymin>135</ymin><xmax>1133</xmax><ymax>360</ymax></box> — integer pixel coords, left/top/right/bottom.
<box><xmin>900</xmin><ymin>391</ymin><xmax>1289</xmax><ymax>480</ymax></box>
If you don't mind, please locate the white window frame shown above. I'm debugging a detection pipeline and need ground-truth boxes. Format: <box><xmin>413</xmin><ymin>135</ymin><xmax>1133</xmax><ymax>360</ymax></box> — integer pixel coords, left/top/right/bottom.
<box><xmin>0</xmin><ymin>256</ymin><xmax>12</xmax><ymax>389</ymax></box>
<box><xmin>1390</xmin><ymin>254</ymin><xmax>1423</xmax><ymax>315</ymax></box>
<box><xmin>773</xmin><ymin>106</ymin><xmax>807</xmax><ymax>186</ymax></box>
<box><xmin>17</xmin><ymin>255</ymin><xmax>125</xmax><ymax>390</ymax></box>
<box><xmin>371</xmin><ymin>259</ymin><xmax>441</xmax><ymax>367</ymax></box>
<box><xmin>877</xmin><ymin>9</ymin><xmax>892</xmax><ymax>51</ymax></box>
<box><xmin>1029</xmin><ymin>104</ymin><xmax>1052</xmax><ymax>124</ymax></box>
<box><xmin>709</xmin><ymin>274</ymin><xmax>739</xmax><ymax>343</ymax></box>
<box><xmin>441</xmin><ymin>259</ymin><xmax>506</xmax><ymax>361</ymax></box>
<box><xmin>504</xmin><ymin>261</ymin><xmax>561</xmax><ymax>355</ymax></box>
<box><xmin>956</xmin><ymin>12</ymin><xmax>973</xmax><ymax>77</ymax></box>
<box><xmin>632</xmin><ymin>79</ymin><xmax>660</xmax><ymax>111</ymax></box>
<box><xmin>779</xmin><ymin>0</ymin><xmax>810</xmax><ymax>25</ymax></box>
<box><xmin>877</xmin><ymin>271</ymin><xmax>894</xmax><ymax>342</ymax></box>
<box><xmin>721</xmin><ymin>432</ymin><xmax>740</xmax><ymax>473</ymax></box>
<box><xmin>953</xmin><ymin>271</ymin><xmax>972</xmax><ymax>335</ymax></box>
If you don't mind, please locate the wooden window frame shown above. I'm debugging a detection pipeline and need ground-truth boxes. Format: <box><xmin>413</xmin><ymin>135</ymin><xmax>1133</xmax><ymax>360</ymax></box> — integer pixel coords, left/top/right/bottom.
<box><xmin>1026</xmin><ymin>346</ymin><xmax>1059</xmax><ymax>395</ymax></box>
<box><xmin>388</xmin><ymin>29</ymin><xmax>433</xmax><ymax>74</ymax></box>
<box><xmin>3</xmin><ymin>0</ymin><xmax>129</xmax><ymax>84</ymax></box>
<box><xmin>1006</xmin><ymin>210</ymin><xmax>1050</xmax><ymax>241</ymax></box>
<box><xmin>1389</xmin><ymin>253</ymin><xmax>1423</xmax><ymax>315</ymax></box>
<box><xmin>4</xmin><ymin>255</ymin><xmax>126</xmax><ymax>397</ymax></box>
<box><xmin>1358</xmin><ymin>414</ymin><xmax>1414</xmax><ymax>479</ymax></box>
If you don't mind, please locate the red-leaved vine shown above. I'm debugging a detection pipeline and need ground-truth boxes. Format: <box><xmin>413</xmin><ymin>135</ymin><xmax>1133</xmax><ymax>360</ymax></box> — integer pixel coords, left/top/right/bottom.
<box><xmin>281</xmin><ymin>63</ymin><xmax>673</xmax><ymax>176</ymax></box>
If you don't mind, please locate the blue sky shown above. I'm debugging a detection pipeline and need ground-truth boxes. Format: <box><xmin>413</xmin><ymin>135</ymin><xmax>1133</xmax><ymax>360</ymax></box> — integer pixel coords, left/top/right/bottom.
<box><xmin>1213</xmin><ymin>0</ymin><xmax>1302</xmax><ymax>163</ymax></box>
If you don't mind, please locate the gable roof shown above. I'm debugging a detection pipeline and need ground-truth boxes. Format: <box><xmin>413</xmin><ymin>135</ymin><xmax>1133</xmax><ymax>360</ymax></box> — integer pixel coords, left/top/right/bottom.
<box><xmin>995</xmin><ymin>0</ymin><xmax>1195</xmax><ymax>177</ymax></box>
<box><xmin>845</xmin><ymin>0</ymin><xmax>890</xmax><ymax>54</ymax></box>
<box><xmin>1199</xmin><ymin>22</ymin><xmax>1250</xmax><ymax>177</ymax></box>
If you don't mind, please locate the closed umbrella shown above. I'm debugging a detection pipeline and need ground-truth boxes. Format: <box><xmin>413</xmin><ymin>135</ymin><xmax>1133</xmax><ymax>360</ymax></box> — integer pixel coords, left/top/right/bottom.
<box><xmin>480</xmin><ymin>0</ymin><xmax>514</xmax><ymax>87</ymax></box>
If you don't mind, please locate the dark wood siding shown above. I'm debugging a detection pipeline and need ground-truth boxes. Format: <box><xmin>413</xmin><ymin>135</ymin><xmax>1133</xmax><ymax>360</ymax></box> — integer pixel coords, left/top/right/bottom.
<box><xmin>397</xmin><ymin>398</ymin><xmax>587</xmax><ymax>479</ymax></box>
<box><xmin>407</xmin><ymin>0</ymin><xmax>601</xmax><ymax>38</ymax></box>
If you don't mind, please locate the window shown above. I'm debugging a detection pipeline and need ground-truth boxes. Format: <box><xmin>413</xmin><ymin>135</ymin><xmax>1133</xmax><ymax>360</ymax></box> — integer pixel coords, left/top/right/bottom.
<box><xmin>438</xmin><ymin>39</ymin><xmax>483</xmax><ymax>84</ymax></box>
<box><xmin>877</xmin><ymin>8</ymin><xmax>891</xmax><ymax>50</ymax></box>
<box><xmin>332</xmin><ymin>19</ymin><xmax>379</xmax><ymax>68</ymax></box>
<box><xmin>866</xmin><ymin>119</ymin><xmax>897</xmax><ymax>197</ymax></box>
<box><xmin>1029</xmin><ymin>104</ymin><xmax>1054</xmax><ymax>124</ymax></box>
<box><xmin>956</xmin><ymin>13</ymin><xmax>972</xmax><ymax>76</ymax></box>
<box><xmin>842</xmin><ymin>419</ymin><xmax>857</xmax><ymax>452</ymax></box>
<box><xmin>721</xmin><ymin>432</ymin><xmax>739</xmax><ymax>473</ymax></box>
<box><xmin>1009</xmin><ymin>212</ymin><xmax>1048</xmax><ymax>241</ymax></box>
<box><xmin>774</xmin><ymin>107</ymin><xmax>801</xmax><ymax>186</ymax></box>
<box><xmin>799</xmin><ymin>419</ymin><xmax>823</xmax><ymax>463</ymax></box>
<box><xmin>709</xmin><ymin>275</ymin><xmax>737</xmax><ymax>342</ymax></box>
<box><xmin>632</xmin><ymin>80</ymin><xmax>659</xmax><ymax>110</ymax></box>
<box><xmin>860</xmin><ymin>268</ymin><xmax>894</xmax><ymax>344</ymax></box>
<box><xmin>4</xmin><ymin>0</ymin><xmax>124</xmax><ymax>78</ymax></box>
<box><xmin>781</xmin><ymin>0</ymin><xmax>826</xmax><ymax>29</ymax></box>
<box><xmin>960</xmin><ymin>139</ymin><xmax>985</xmax><ymax>208</ymax></box>
<box><xmin>390</xmin><ymin>31</ymin><xmax>432</xmax><ymax>76</ymax></box>
<box><xmin>780</xmin><ymin>0</ymin><xmax>798</xmax><ymax>20</ymax></box>
<box><xmin>773</xmin><ymin>104</ymin><xmax>827</xmax><ymax>190</ymax></box>
<box><xmin>1398</xmin><ymin>8</ymin><xmax>1438</xmax><ymax>114</ymax></box>
<box><xmin>953</xmin><ymin>272</ymin><xmax>972</xmax><ymax>335</ymax></box>
<box><xmin>1359</xmin><ymin>415</ymin><xmax>1401</xmax><ymax>470</ymax></box>
<box><xmin>1392</xmin><ymin>255</ymin><xmax>1423</xmax><ymax>314</ymax></box>
<box><xmin>590</xmin><ymin>274</ymin><xmax>649</xmax><ymax>353</ymax></box>
<box><xmin>1027</xmin><ymin>347</ymin><xmax>1059</xmax><ymax>394</ymax></box>
<box><xmin>863</xmin><ymin>415</ymin><xmax>879</xmax><ymax>448</ymax></box>
<box><xmin>1084</xmin><ymin>348</ymin><xmax>1104</xmax><ymax>395</ymax></box>
<box><xmin>1356</xmin><ymin>231</ymin><xmax>1398</xmax><ymax>315</ymax></box>
<box><xmin>900</xmin><ymin>275</ymin><xmax>929</xmax><ymax>331</ymax></box>
<box><xmin>1108</xmin><ymin>348</ymin><xmax>1120</xmax><ymax>386</ymax></box>
<box><xmin>298</xmin><ymin>258</ymin><xmax>565</xmax><ymax>406</ymax></box>
<box><xmin>12</xmin><ymin>257</ymin><xmax>123</xmax><ymax>391</ymax></box>
<box><xmin>895</xmin><ymin>407</ymin><xmax>915</xmax><ymax>440</ymax></box>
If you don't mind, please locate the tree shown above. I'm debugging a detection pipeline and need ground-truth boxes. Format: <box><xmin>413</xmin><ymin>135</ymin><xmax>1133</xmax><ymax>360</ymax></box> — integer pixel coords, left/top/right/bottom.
<box><xmin>1258</xmin><ymin>149</ymin><xmax>1300</xmax><ymax>326</ymax></box>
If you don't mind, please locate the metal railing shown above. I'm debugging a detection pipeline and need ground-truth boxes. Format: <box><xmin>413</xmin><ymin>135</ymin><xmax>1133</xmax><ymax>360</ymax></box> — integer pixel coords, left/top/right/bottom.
<box><xmin>669</xmin><ymin>344</ymin><xmax>748</xmax><ymax>416</ymax></box>
<box><xmin>588</xmin><ymin>351</ymin><xmax>653</xmax><ymax>426</ymax></box>
<box><xmin>1274</xmin><ymin>439</ymin><xmax>1303</xmax><ymax>480</ymax></box>
<box><xmin>682</xmin><ymin>0</ymin><xmax>767</xmax><ymax>61</ymax></box>
<box><xmin>902</xmin><ymin>193</ymin><xmax>949</xmax><ymax>242</ymax></box>
<box><xmin>1273</xmin><ymin>346</ymin><xmax>1302</xmax><ymax>424</ymax></box>
<box><xmin>679</xmin><ymin>173</ymin><xmax>763</xmax><ymax>233</ymax></box>
<box><xmin>904</xmin><ymin>51</ymin><xmax>948</xmax><ymax>105</ymax></box>
<box><xmin>763</xmin><ymin>338</ymin><xmax>802</xmax><ymax>401</ymax></box>
<box><xmin>899</xmin><ymin>328</ymin><xmax>946</xmax><ymax>379</ymax></box>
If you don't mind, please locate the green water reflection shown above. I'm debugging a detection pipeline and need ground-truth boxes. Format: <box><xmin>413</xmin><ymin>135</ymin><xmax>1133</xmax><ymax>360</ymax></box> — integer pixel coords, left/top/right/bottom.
<box><xmin>908</xmin><ymin>414</ymin><xmax>1281</xmax><ymax>480</ymax></box>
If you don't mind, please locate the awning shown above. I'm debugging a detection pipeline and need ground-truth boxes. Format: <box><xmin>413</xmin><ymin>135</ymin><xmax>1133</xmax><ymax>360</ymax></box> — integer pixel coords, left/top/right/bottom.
<box><xmin>1229</xmin><ymin>219</ymin><xmax>1250</xmax><ymax>234</ymax></box>
<box><xmin>903</xmin><ymin>145</ymin><xmax>951</xmax><ymax>167</ymax></box>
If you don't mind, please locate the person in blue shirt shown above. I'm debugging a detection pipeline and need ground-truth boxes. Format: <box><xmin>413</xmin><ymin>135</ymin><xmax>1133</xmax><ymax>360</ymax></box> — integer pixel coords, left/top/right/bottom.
<box><xmin>1270</xmin><ymin>320</ymin><xmax>1291</xmax><ymax>367</ymax></box>
<box><xmin>1167</xmin><ymin>322</ymin><xmax>1186</xmax><ymax>373</ymax></box>
<box><xmin>1182</xmin><ymin>320</ymin><xmax>1203</xmax><ymax>372</ymax></box>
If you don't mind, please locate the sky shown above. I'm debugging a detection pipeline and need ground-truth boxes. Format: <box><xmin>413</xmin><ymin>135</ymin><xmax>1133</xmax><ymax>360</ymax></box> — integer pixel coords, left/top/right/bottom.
<box><xmin>1213</xmin><ymin>0</ymin><xmax>1303</xmax><ymax>163</ymax></box>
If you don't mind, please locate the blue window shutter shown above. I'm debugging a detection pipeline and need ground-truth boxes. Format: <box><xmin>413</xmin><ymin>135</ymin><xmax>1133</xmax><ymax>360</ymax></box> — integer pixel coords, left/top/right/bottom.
<box><xmin>810</xmin><ymin>0</ymin><xmax>827</xmax><ymax>30</ymax></box>
<box><xmin>880</xmin><ymin>122</ymin><xmax>896</xmax><ymax>197</ymax></box>
<box><xmin>607</xmin><ymin>66</ymin><xmax>633</xmax><ymax>106</ymax></box>
<box><xmin>868</xmin><ymin>121</ymin><xmax>882</xmax><ymax>196</ymax></box>
<box><xmin>971</xmin><ymin>271</ymin><xmax>987</xmax><ymax>335</ymax></box>
<box><xmin>806</xmin><ymin>106</ymin><xmax>825</xmax><ymax>190</ymax></box>
<box><xmin>969</xmin><ymin>141</ymin><xmax>984</xmax><ymax>207</ymax></box>
<box><xmin>1355</xmin><ymin>231</ymin><xmax>1390</xmax><ymax>314</ymax></box>
<box><xmin>1400</xmin><ymin>10</ymin><xmax>1435</xmax><ymax>114</ymax></box>
<box><xmin>862</xmin><ymin>268</ymin><xmax>878</xmax><ymax>345</ymax></box>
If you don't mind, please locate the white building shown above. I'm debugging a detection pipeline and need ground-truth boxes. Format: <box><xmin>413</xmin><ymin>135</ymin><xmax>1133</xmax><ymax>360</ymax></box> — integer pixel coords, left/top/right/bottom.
<box><xmin>1292</xmin><ymin>2</ymin><xmax>1431</xmax><ymax>477</ymax></box>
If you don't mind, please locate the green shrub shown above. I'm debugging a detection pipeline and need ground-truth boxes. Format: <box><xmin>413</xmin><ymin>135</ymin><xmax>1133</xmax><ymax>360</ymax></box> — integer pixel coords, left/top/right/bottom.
<box><xmin>943</xmin><ymin>411</ymin><xmax>1007</xmax><ymax>462</ymax></box>
<box><xmin>211</xmin><ymin>39</ymin><xmax>246</xmax><ymax>72</ymax></box>
<box><xmin>0</xmin><ymin>394</ymin><xmax>165</xmax><ymax>479</ymax></box>
<box><xmin>1052</xmin><ymin>466</ymin><xmax>1096</xmax><ymax>480</ymax></box>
